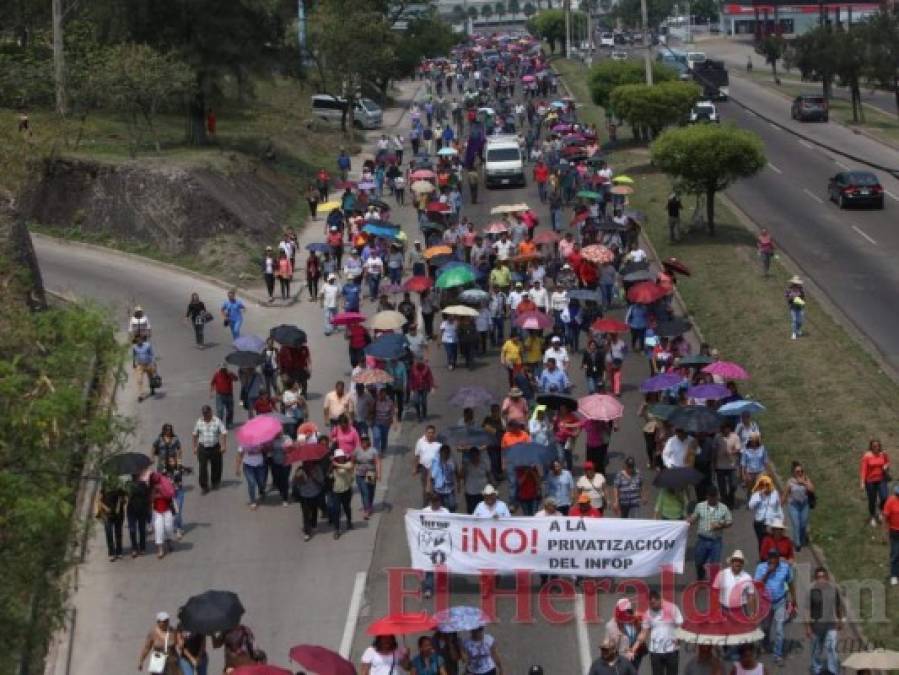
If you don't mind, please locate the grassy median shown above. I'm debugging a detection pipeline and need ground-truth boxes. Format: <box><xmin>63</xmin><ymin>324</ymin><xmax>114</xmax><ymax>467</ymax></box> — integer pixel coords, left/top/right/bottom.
<box><xmin>556</xmin><ymin>56</ymin><xmax>899</xmax><ymax>647</ymax></box>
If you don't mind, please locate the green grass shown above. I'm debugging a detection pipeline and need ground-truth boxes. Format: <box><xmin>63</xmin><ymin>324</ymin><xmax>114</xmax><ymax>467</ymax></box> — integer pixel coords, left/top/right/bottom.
<box><xmin>556</xmin><ymin>56</ymin><xmax>899</xmax><ymax>647</ymax></box>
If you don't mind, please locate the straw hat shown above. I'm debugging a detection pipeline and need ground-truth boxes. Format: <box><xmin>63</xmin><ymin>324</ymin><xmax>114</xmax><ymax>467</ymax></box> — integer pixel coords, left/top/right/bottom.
<box><xmin>788</xmin><ymin>275</ymin><xmax>804</xmax><ymax>286</ymax></box>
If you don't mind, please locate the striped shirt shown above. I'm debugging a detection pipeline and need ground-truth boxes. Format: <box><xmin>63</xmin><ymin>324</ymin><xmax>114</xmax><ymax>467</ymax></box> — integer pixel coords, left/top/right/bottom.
<box><xmin>614</xmin><ymin>470</ymin><xmax>642</xmax><ymax>507</ymax></box>
<box><xmin>692</xmin><ymin>500</ymin><xmax>733</xmax><ymax>539</ymax></box>
<box><xmin>193</xmin><ymin>416</ymin><xmax>226</xmax><ymax>447</ymax></box>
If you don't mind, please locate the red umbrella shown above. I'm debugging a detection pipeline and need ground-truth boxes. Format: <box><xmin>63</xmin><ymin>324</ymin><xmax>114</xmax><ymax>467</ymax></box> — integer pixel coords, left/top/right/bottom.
<box><xmin>532</xmin><ymin>230</ymin><xmax>559</xmax><ymax>245</ymax></box>
<box><xmin>332</xmin><ymin>311</ymin><xmax>367</xmax><ymax>326</ymax></box>
<box><xmin>231</xmin><ymin>666</ymin><xmax>293</xmax><ymax>675</ymax></box>
<box><xmin>285</xmin><ymin>441</ymin><xmax>330</xmax><ymax>464</ymax></box>
<box><xmin>411</xmin><ymin>169</ymin><xmax>436</xmax><ymax>180</ymax></box>
<box><xmin>662</xmin><ymin>257</ymin><xmax>691</xmax><ymax>276</ymax></box>
<box><xmin>485</xmin><ymin>221</ymin><xmax>509</xmax><ymax>234</ymax></box>
<box><xmin>426</xmin><ymin>202</ymin><xmax>451</xmax><ymax>214</ymax></box>
<box><xmin>367</xmin><ymin>612</ymin><xmax>437</xmax><ymax>636</ymax></box>
<box><xmin>403</xmin><ymin>276</ymin><xmax>433</xmax><ymax>293</ymax></box>
<box><xmin>514</xmin><ymin>310</ymin><xmax>553</xmax><ymax>330</ymax></box>
<box><xmin>289</xmin><ymin>645</ymin><xmax>355</xmax><ymax>675</ymax></box>
<box><xmin>581</xmin><ymin>244</ymin><xmax>615</xmax><ymax>265</ymax></box>
<box><xmin>627</xmin><ymin>282</ymin><xmax>669</xmax><ymax>304</ymax></box>
<box><xmin>334</xmin><ymin>180</ymin><xmax>357</xmax><ymax>190</ymax></box>
<box><xmin>591</xmin><ymin>318</ymin><xmax>628</xmax><ymax>333</ymax></box>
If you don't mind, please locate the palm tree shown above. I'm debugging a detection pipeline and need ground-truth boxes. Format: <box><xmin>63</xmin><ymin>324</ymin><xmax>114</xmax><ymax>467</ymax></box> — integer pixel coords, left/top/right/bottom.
<box><xmin>481</xmin><ymin>4</ymin><xmax>494</xmax><ymax>19</ymax></box>
<box><xmin>496</xmin><ymin>1</ymin><xmax>506</xmax><ymax>19</ymax></box>
<box><xmin>451</xmin><ymin>4</ymin><xmax>467</xmax><ymax>23</ymax></box>
<box><xmin>467</xmin><ymin>5</ymin><xmax>479</xmax><ymax>20</ymax></box>
<box><xmin>523</xmin><ymin>2</ymin><xmax>537</xmax><ymax>17</ymax></box>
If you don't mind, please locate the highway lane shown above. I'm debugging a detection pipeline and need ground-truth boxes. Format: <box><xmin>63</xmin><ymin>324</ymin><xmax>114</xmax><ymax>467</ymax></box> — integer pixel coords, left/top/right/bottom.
<box><xmin>718</xmin><ymin>99</ymin><xmax>899</xmax><ymax>368</ymax></box>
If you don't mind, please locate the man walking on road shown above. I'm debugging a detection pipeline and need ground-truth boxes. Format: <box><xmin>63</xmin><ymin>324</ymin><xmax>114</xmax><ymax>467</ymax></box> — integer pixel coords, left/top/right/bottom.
<box><xmin>210</xmin><ymin>363</ymin><xmax>237</xmax><ymax>428</ymax></box>
<box><xmin>754</xmin><ymin>548</ymin><xmax>795</xmax><ymax>665</ymax></box>
<box><xmin>688</xmin><ymin>485</ymin><xmax>732</xmax><ymax>581</ymax></box>
<box><xmin>192</xmin><ymin>405</ymin><xmax>227</xmax><ymax>494</ymax></box>
<box><xmin>413</xmin><ymin>426</ymin><xmax>442</xmax><ymax>506</ymax></box>
<box><xmin>806</xmin><ymin>566</ymin><xmax>844</xmax><ymax>675</ymax></box>
<box><xmin>131</xmin><ymin>334</ymin><xmax>157</xmax><ymax>402</ymax></box>
<box><xmin>634</xmin><ymin>590</ymin><xmax>683</xmax><ymax>675</ymax></box>
<box><xmin>221</xmin><ymin>289</ymin><xmax>246</xmax><ymax>339</ymax></box>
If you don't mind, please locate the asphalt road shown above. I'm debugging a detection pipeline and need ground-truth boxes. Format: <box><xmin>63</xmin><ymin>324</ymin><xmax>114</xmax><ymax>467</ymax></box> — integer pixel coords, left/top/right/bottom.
<box><xmin>37</xmin><ymin>77</ymin><xmax>818</xmax><ymax>674</ymax></box>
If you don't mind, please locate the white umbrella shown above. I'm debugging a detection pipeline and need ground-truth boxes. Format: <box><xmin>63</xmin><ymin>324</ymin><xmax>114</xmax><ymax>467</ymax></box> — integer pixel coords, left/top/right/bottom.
<box><xmin>369</xmin><ymin>310</ymin><xmax>406</xmax><ymax>331</ymax></box>
<box><xmin>411</xmin><ymin>180</ymin><xmax>436</xmax><ymax>194</ymax></box>
<box><xmin>441</xmin><ymin>305</ymin><xmax>479</xmax><ymax>317</ymax></box>
<box><xmin>490</xmin><ymin>203</ymin><xmax>530</xmax><ymax>215</ymax></box>
<box><xmin>843</xmin><ymin>649</ymin><xmax>899</xmax><ymax>671</ymax></box>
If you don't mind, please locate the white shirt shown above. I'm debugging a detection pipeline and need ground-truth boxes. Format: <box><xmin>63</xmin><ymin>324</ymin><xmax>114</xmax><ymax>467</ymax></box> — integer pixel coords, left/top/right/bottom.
<box><xmin>627</xmin><ymin>248</ymin><xmax>648</xmax><ymax>263</ymax></box>
<box><xmin>543</xmin><ymin>346</ymin><xmax>570</xmax><ymax>369</ymax></box>
<box><xmin>363</xmin><ymin>256</ymin><xmax>384</xmax><ymax>275</ymax></box>
<box><xmin>360</xmin><ymin>646</ymin><xmax>409</xmax><ymax>675</ymax></box>
<box><xmin>422</xmin><ymin>504</ymin><xmax>449</xmax><ymax>514</ymax></box>
<box><xmin>415</xmin><ymin>437</ymin><xmax>442</xmax><ymax>470</ymax></box>
<box><xmin>712</xmin><ymin>567</ymin><xmax>755</xmax><ymax>609</ymax></box>
<box><xmin>508</xmin><ymin>290</ymin><xmax>525</xmax><ymax>311</ymax></box>
<box><xmin>473</xmin><ymin>499</ymin><xmax>511</xmax><ymax>519</ymax></box>
<box><xmin>321</xmin><ymin>282</ymin><xmax>340</xmax><ymax>309</ymax></box>
<box><xmin>493</xmin><ymin>239</ymin><xmax>515</xmax><ymax>261</ymax></box>
<box><xmin>279</xmin><ymin>239</ymin><xmax>295</xmax><ymax>259</ymax></box>
<box><xmin>577</xmin><ymin>473</ymin><xmax>606</xmax><ymax>509</ymax></box>
<box><xmin>129</xmin><ymin>315</ymin><xmax>151</xmax><ymax>337</ymax></box>
<box><xmin>550</xmin><ymin>290</ymin><xmax>569</xmax><ymax>312</ymax></box>
<box><xmin>642</xmin><ymin>601</ymin><xmax>683</xmax><ymax>654</ymax></box>
<box><xmin>662</xmin><ymin>435</ymin><xmax>691</xmax><ymax>469</ymax></box>
<box><xmin>529</xmin><ymin>287</ymin><xmax>549</xmax><ymax>313</ymax></box>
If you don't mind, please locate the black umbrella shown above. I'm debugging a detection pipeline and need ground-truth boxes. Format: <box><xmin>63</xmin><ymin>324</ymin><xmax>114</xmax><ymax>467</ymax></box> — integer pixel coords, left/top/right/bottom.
<box><xmin>225</xmin><ymin>350</ymin><xmax>264</xmax><ymax>368</ymax></box>
<box><xmin>653</xmin><ymin>467</ymin><xmax>705</xmax><ymax>490</ymax></box>
<box><xmin>679</xmin><ymin>354</ymin><xmax>714</xmax><ymax>368</ymax></box>
<box><xmin>622</xmin><ymin>209</ymin><xmax>647</xmax><ymax>225</ymax></box>
<box><xmin>370</xmin><ymin>199</ymin><xmax>390</xmax><ymax>211</ymax></box>
<box><xmin>504</xmin><ymin>442</ymin><xmax>556</xmax><ymax>468</ymax></box>
<box><xmin>669</xmin><ymin>405</ymin><xmax>722</xmax><ymax>434</ymax></box>
<box><xmin>655</xmin><ymin>318</ymin><xmax>692</xmax><ymax>337</ymax></box>
<box><xmin>597</xmin><ymin>220</ymin><xmax>629</xmax><ymax>232</ymax></box>
<box><xmin>536</xmin><ymin>393</ymin><xmax>577</xmax><ymax>411</ymax></box>
<box><xmin>178</xmin><ymin>590</ymin><xmax>245</xmax><ymax>634</ymax></box>
<box><xmin>270</xmin><ymin>324</ymin><xmax>307</xmax><ymax>347</ymax></box>
<box><xmin>104</xmin><ymin>452</ymin><xmax>152</xmax><ymax>476</ymax></box>
<box><xmin>619</xmin><ymin>261</ymin><xmax>650</xmax><ymax>276</ymax></box>
<box><xmin>566</xmin><ymin>289</ymin><xmax>603</xmax><ymax>303</ymax></box>
<box><xmin>622</xmin><ymin>270</ymin><xmax>654</xmax><ymax>283</ymax></box>
<box><xmin>438</xmin><ymin>426</ymin><xmax>494</xmax><ymax>448</ymax></box>
<box><xmin>420</xmin><ymin>221</ymin><xmax>446</xmax><ymax>234</ymax></box>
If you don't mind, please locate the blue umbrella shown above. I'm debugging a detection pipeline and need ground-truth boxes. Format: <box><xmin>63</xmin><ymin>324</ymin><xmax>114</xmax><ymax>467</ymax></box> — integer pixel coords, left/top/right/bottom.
<box><xmin>363</xmin><ymin>224</ymin><xmax>401</xmax><ymax>239</ymax></box>
<box><xmin>640</xmin><ymin>373</ymin><xmax>685</xmax><ymax>393</ymax></box>
<box><xmin>438</xmin><ymin>426</ymin><xmax>494</xmax><ymax>447</ymax></box>
<box><xmin>364</xmin><ymin>333</ymin><xmax>409</xmax><ymax>360</ymax></box>
<box><xmin>233</xmin><ymin>335</ymin><xmax>266</xmax><ymax>353</ymax></box>
<box><xmin>550</xmin><ymin>100</ymin><xmax>566</xmax><ymax>109</ymax></box>
<box><xmin>306</xmin><ymin>242</ymin><xmax>330</xmax><ymax>253</ymax></box>
<box><xmin>459</xmin><ymin>289</ymin><xmax>489</xmax><ymax>304</ymax></box>
<box><xmin>448</xmin><ymin>386</ymin><xmax>495</xmax><ymax>408</ymax></box>
<box><xmin>434</xmin><ymin>606</ymin><xmax>492</xmax><ymax>632</ymax></box>
<box><xmin>505</xmin><ymin>442</ymin><xmax>556</xmax><ymax>468</ymax></box>
<box><xmin>717</xmin><ymin>400</ymin><xmax>766</xmax><ymax>416</ymax></box>
<box><xmin>566</xmin><ymin>289</ymin><xmax>603</xmax><ymax>303</ymax></box>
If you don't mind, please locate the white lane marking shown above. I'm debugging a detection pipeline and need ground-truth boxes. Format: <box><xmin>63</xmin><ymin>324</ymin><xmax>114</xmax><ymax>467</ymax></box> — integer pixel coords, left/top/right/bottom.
<box><xmin>834</xmin><ymin>159</ymin><xmax>850</xmax><ymax>170</ymax></box>
<box><xmin>803</xmin><ymin>188</ymin><xmax>824</xmax><ymax>204</ymax></box>
<box><xmin>852</xmin><ymin>225</ymin><xmax>878</xmax><ymax>245</ymax></box>
<box><xmin>767</xmin><ymin>162</ymin><xmax>782</xmax><ymax>174</ymax></box>
<box><xmin>575</xmin><ymin>592</ymin><xmax>592</xmax><ymax>675</ymax></box>
<box><xmin>339</xmin><ymin>571</ymin><xmax>368</xmax><ymax>659</ymax></box>
<box><xmin>885</xmin><ymin>190</ymin><xmax>899</xmax><ymax>202</ymax></box>
<box><xmin>799</xmin><ymin>139</ymin><xmax>815</xmax><ymax>149</ymax></box>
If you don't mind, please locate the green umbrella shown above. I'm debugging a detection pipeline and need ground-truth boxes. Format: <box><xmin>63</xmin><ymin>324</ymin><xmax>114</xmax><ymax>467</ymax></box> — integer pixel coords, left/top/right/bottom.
<box><xmin>435</xmin><ymin>266</ymin><xmax>476</xmax><ymax>289</ymax></box>
<box><xmin>576</xmin><ymin>190</ymin><xmax>602</xmax><ymax>200</ymax></box>
<box><xmin>679</xmin><ymin>354</ymin><xmax>714</xmax><ymax>368</ymax></box>
<box><xmin>648</xmin><ymin>403</ymin><xmax>679</xmax><ymax>421</ymax></box>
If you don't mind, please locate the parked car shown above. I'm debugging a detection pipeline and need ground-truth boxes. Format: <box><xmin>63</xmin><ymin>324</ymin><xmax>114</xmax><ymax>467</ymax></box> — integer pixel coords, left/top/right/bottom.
<box><xmin>828</xmin><ymin>171</ymin><xmax>885</xmax><ymax>209</ymax></box>
<box><xmin>599</xmin><ymin>32</ymin><xmax>615</xmax><ymax>48</ymax></box>
<box><xmin>791</xmin><ymin>95</ymin><xmax>829</xmax><ymax>122</ymax></box>
<box><xmin>689</xmin><ymin>101</ymin><xmax>720</xmax><ymax>123</ymax></box>
<box><xmin>610</xmin><ymin>51</ymin><xmax>629</xmax><ymax>61</ymax></box>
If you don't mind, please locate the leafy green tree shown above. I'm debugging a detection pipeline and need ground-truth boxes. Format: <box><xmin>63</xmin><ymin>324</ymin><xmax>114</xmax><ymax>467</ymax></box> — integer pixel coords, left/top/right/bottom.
<box><xmin>587</xmin><ymin>59</ymin><xmax>676</xmax><ymax>108</ymax></box>
<box><xmin>786</xmin><ymin>26</ymin><xmax>836</xmax><ymax>100</ymax></box>
<box><xmin>613</xmin><ymin>0</ymin><xmax>675</xmax><ymax>29</ymax></box>
<box><xmin>393</xmin><ymin>15</ymin><xmax>458</xmax><ymax>81</ymax></box>
<box><xmin>496</xmin><ymin>2</ymin><xmax>507</xmax><ymax>19</ymax></box>
<box><xmin>862</xmin><ymin>9</ymin><xmax>899</xmax><ymax>116</ymax></box>
<box><xmin>691</xmin><ymin>0</ymin><xmax>719</xmax><ymax>22</ymax></box>
<box><xmin>523</xmin><ymin>2</ymin><xmax>537</xmax><ymax>17</ymax></box>
<box><xmin>95</xmin><ymin>43</ymin><xmax>194</xmax><ymax>154</ymax></box>
<box><xmin>451</xmin><ymin>4</ymin><xmax>467</xmax><ymax>23</ymax></box>
<box><xmin>509</xmin><ymin>0</ymin><xmax>522</xmax><ymax>16</ymax></box>
<box><xmin>528</xmin><ymin>9</ymin><xmax>587</xmax><ymax>52</ymax></box>
<box><xmin>482</xmin><ymin>4</ymin><xmax>494</xmax><ymax>19</ymax></box>
<box><xmin>468</xmin><ymin>5</ymin><xmax>480</xmax><ymax>20</ymax></box>
<box><xmin>756</xmin><ymin>35</ymin><xmax>786</xmax><ymax>83</ymax></box>
<box><xmin>832</xmin><ymin>26</ymin><xmax>867</xmax><ymax>122</ymax></box>
<box><xmin>610</xmin><ymin>81</ymin><xmax>701</xmax><ymax>139</ymax></box>
<box><xmin>651</xmin><ymin>124</ymin><xmax>766</xmax><ymax>234</ymax></box>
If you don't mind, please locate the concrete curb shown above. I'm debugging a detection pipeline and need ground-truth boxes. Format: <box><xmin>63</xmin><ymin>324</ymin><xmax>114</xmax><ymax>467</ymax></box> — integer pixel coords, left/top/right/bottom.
<box><xmin>30</xmin><ymin>232</ymin><xmax>297</xmax><ymax>309</ymax></box>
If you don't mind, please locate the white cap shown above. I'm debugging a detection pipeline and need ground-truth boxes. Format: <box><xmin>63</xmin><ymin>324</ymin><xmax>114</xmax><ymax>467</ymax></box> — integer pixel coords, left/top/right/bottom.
<box><xmin>551</xmin><ymin>336</ymin><xmax>561</xmax><ymax>343</ymax></box>
<box><xmin>328</xmin><ymin>274</ymin><xmax>337</xmax><ymax>281</ymax></box>
<box><xmin>482</xmin><ymin>484</ymin><xmax>497</xmax><ymax>496</ymax></box>
<box><xmin>156</xmin><ymin>611</ymin><xmax>170</xmax><ymax>622</ymax></box>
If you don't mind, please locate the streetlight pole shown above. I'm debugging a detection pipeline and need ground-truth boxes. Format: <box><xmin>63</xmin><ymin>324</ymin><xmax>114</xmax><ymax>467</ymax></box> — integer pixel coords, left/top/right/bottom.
<box><xmin>640</xmin><ymin>0</ymin><xmax>653</xmax><ymax>84</ymax></box>
<box><xmin>565</xmin><ymin>0</ymin><xmax>572</xmax><ymax>59</ymax></box>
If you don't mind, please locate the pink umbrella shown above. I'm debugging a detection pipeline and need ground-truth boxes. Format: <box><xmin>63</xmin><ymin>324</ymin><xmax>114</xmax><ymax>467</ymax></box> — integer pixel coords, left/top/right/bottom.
<box><xmin>702</xmin><ymin>361</ymin><xmax>750</xmax><ymax>380</ymax></box>
<box><xmin>578</xmin><ymin>394</ymin><xmax>624</xmax><ymax>421</ymax></box>
<box><xmin>581</xmin><ymin>244</ymin><xmax>615</xmax><ymax>265</ymax></box>
<box><xmin>411</xmin><ymin>169</ymin><xmax>436</xmax><ymax>180</ymax></box>
<box><xmin>514</xmin><ymin>310</ymin><xmax>553</xmax><ymax>330</ymax></box>
<box><xmin>331</xmin><ymin>311</ymin><xmax>366</xmax><ymax>326</ymax></box>
<box><xmin>231</xmin><ymin>666</ymin><xmax>292</xmax><ymax>675</ymax></box>
<box><xmin>484</xmin><ymin>221</ymin><xmax>509</xmax><ymax>234</ymax></box>
<box><xmin>235</xmin><ymin>415</ymin><xmax>283</xmax><ymax>449</ymax></box>
<box><xmin>521</xmin><ymin>74</ymin><xmax>536</xmax><ymax>83</ymax></box>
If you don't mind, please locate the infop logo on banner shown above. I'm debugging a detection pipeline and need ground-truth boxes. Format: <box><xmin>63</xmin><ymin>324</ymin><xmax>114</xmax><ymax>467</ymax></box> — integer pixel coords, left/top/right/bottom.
<box><xmin>418</xmin><ymin>513</ymin><xmax>453</xmax><ymax>565</ymax></box>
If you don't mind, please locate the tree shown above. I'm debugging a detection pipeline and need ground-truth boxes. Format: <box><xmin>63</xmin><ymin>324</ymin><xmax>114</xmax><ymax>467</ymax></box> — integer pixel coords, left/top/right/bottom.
<box><xmin>523</xmin><ymin>2</ymin><xmax>537</xmax><ymax>17</ymax></box>
<box><xmin>496</xmin><ymin>2</ymin><xmax>507</xmax><ymax>19</ymax></box>
<box><xmin>451</xmin><ymin>4</ymin><xmax>466</xmax><ymax>23</ymax></box>
<box><xmin>481</xmin><ymin>4</ymin><xmax>494</xmax><ymax>19</ymax></box>
<box><xmin>862</xmin><ymin>9</ymin><xmax>899</xmax><ymax>116</ymax></box>
<box><xmin>613</xmin><ymin>0</ymin><xmax>676</xmax><ymax>29</ymax></box>
<box><xmin>528</xmin><ymin>8</ymin><xmax>587</xmax><ymax>52</ymax></box>
<box><xmin>786</xmin><ymin>26</ymin><xmax>837</xmax><ymax>101</ymax></box>
<box><xmin>609</xmin><ymin>81</ymin><xmax>701</xmax><ymax>139</ymax></box>
<box><xmin>832</xmin><ymin>26</ymin><xmax>867</xmax><ymax>122</ymax></box>
<box><xmin>587</xmin><ymin>59</ymin><xmax>677</xmax><ymax>108</ymax></box>
<box><xmin>509</xmin><ymin>0</ymin><xmax>521</xmax><ymax>16</ymax></box>
<box><xmin>96</xmin><ymin>44</ymin><xmax>193</xmax><ymax>153</ymax></box>
<box><xmin>756</xmin><ymin>35</ymin><xmax>786</xmax><ymax>83</ymax></box>
<box><xmin>392</xmin><ymin>15</ymin><xmax>458</xmax><ymax>81</ymax></box>
<box><xmin>651</xmin><ymin>124</ymin><xmax>766</xmax><ymax>235</ymax></box>
<box><xmin>468</xmin><ymin>5</ymin><xmax>479</xmax><ymax>20</ymax></box>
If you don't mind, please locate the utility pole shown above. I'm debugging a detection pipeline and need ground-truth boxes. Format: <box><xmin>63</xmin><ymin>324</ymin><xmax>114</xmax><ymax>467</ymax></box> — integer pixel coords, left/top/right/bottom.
<box><xmin>564</xmin><ymin>0</ymin><xmax>571</xmax><ymax>59</ymax></box>
<box><xmin>52</xmin><ymin>0</ymin><xmax>66</xmax><ymax>115</ymax></box>
<box><xmin>586</xmin><ymin>7</ymin><xmax>593</xmax><ymax>65</ymax></box>
<box><xmin>640</xmin><ymin>0</ymin><xmax>653</xmax><ymax>84</ymax></box>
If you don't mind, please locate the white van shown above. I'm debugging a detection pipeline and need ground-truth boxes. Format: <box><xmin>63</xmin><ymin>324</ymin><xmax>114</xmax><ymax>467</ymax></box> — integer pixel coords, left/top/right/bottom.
<box><xmin>599</xmin><ymin>32</ymin><xmax>615</xmax><ymax>48</ymax></box>
<box><xmin>686</xmin><ymin>51</ymin><xmax>706</xmax><ymax>71</ymax></box>
<box><xmin>484</xmin><ymin>135</ymin><xmax>525</xmax><ymax>188</ymax></box>
<box><xmin>311</xmin><ymin>94</ymin><xmax>383</xmax><ymax>129</ymax></box>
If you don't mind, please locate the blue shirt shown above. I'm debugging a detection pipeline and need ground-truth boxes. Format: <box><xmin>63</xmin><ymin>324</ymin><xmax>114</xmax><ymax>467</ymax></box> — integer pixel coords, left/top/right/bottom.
<box><xmin>430</xmin><ymin>457</ymin><xmax>456</xmax><ymax>494</ymax></box>
<box><xmin>221</xmin><ymin>299</ymin><xmax>245</xmax><ymax>323</ymax></box>
<box><xmin>337</xmin><ymin>154</ymin><xmax>351</xmax><ymax>170</ymax></box>
<box><xmin>538</xmin><ymin>367</ymin><xmax>570</xmax><ymax>393</ymax></box>
<box><xmin>132</xmin><ymin>341</ymin><xmax>155</xmax><ymax>365</ymax></box>
<box><xmin>342</xmin><ymin>283</ymin><xmax>361</xmax><ymax>312</ymax></box>
<box><xmin>754</xmin><ymin>561</ymin><xmax>792</xmax><ymax>603</ymax></box>
<box><xmin>544</xmin><ymin>470</ymin><xmax>574</xmax><ymax>507</ymax></box>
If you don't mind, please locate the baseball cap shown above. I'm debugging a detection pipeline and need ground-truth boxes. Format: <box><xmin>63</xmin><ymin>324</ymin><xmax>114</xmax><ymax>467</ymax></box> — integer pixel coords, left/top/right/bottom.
<box><xmin>156</xmin><ymin>611</ymin><xmax>170</xmax><ymax>622</ymax></box>
<box><xmin>334</xmin><ymin>449</ymin><xmax>347</xmax><ymax>459</ymax></box>
<box><xmin>482</xmin><ymin>484</ymin><xmax>497</xmax><ymax>496</ymax></box>
<box><xmin>551</xmin><ymin>336</ymin><xmax>561</xmax><ymax>343</ymax></box>
<box><xmin>583</xmin><ymin>461</ymin><xmax>595</xmax><ymax>471</ymax></box>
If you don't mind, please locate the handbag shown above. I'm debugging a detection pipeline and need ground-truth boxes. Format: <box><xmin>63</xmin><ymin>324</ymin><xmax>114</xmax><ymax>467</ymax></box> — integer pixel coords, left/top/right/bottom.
<box><xmin>202</xmin><ymin>311</ymin><xmax>214</xmax><ymax>323</ymax></box>
<box><xmin>147</xmin><ymin>631</ymin><xmax>169</xmax><ymax>674</ymax></box>
<box><xmin>149</xmin><ymin>373</ymin><xmax>163</xmax><ymax>390</ymax></box>
<box><xmin>807</xmin><ymin>490</ymin><xmax>817</xmax><ymax>510</ymax></box>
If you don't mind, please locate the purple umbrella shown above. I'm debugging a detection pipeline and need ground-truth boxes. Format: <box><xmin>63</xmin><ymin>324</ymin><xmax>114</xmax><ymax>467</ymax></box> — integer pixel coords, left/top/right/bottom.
<box><xmin>449</xmin><ymin>386</ymin><xmax>496</xmax><ymax>409</ymax></box>
<box><xmin>686</xmin><ymin>383</ymin><xmax>731</xmax><ymax>400</ymax></box>
<box><xmin>640</xmin><ymin>373</ymin><xmax>685</xmax><ymax>393</ymax></box>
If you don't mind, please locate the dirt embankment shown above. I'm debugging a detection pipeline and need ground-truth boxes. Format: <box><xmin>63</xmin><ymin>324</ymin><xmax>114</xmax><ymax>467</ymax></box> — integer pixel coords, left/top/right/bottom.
<box><xmin>0</xmin><ymin>189</ymin><xmax>46</xmax><ymax>311</ymax></box>
<box><xmin>19</xmin><ymin>155</ymin><xmax>295</xmax><ymax>281</ymax></box>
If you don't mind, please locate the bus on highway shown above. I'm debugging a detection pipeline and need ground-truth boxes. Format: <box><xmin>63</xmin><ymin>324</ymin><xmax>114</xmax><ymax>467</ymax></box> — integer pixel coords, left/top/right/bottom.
<box><xmin>656</xmin><ymin>49</ymin><xmax>689</xmax><ymax>79</ymax></box>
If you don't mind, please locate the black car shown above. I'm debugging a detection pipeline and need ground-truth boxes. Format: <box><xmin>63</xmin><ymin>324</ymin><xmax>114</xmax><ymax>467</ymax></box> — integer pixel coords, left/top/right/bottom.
<box><xmin>828</xmin><ymin>171</ymin><xmax>885</xmax><ymax>209</ymax></box>
<box><xmin>791</xmin><ymin>95</ymin><xmax>828</xmax><ymax>122</ymax></box>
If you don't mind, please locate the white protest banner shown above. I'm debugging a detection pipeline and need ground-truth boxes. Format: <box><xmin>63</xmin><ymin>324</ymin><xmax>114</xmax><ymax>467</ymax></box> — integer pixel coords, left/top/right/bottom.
<box><xmin>405</xmin><ymin>511</ymin><xmax>688</xmax><ymax>577</ymax></box>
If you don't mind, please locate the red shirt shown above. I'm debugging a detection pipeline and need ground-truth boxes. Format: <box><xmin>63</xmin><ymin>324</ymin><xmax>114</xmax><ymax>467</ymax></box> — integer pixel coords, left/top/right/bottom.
<box><xmin>348</xmin><ymin>324</ymin><xmax>370</xmax><ymax>349</ymax></box>
<box><xmin>760</xmin><ymin>535</ymin><xmax>795</xmax><ymax>561</ymax></box>
<box><xmin>860</xmin><ymin>451</ymin><xmax>890</xmax><ymax>484</ymax></box>
<box><xmin>211</xmin><ymin>370</ymin><xmax>237</xmax><ymax>395</ymax></box>
<box><xmin>278</xmin><ymin>345</ymin><xmax>309</xmax><ymax>371</ymax></box>
<box><xmin>516</xmin><ymin>467</ymin><xmax>540</xmax><ymax>500</ymax></box>
<box><xmin>883</xmin><ymin>495</ymin><xmax>899</xmax><ymax>531</ymax></box>
<box><xmin>533</xmin><ymin>164</ymin><xmax>549</xmax><ymax>183</ymax></box>
<box><xmin>572</xmin><ymin>505</ymin><xmax>602</xmax><ymax>518</ymax></box>
<box><xmin>253</xmin><ymin>398</ymin><xmax>275</xmax><ymax>414</ymax></box>
<box><xmin>409</xmin><ymin>363</ymin><xmax>434</xmax><ymax>392</ymax></box>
